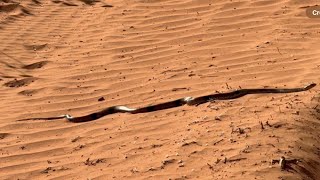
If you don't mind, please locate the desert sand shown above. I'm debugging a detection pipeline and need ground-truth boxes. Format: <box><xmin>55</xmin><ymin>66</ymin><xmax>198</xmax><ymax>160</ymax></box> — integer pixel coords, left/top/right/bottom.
<box><xmin>0</xmin><ymin>0</ymin><xmax>319</xmax><ymax>179</ymax></box>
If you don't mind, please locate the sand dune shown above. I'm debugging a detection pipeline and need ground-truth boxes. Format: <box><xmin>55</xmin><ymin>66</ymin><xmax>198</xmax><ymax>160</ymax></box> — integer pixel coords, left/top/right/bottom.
<box><xmin>0</xmin><ymin>0</ymin><xmax>319</xmax><ymax>179</ymax></box>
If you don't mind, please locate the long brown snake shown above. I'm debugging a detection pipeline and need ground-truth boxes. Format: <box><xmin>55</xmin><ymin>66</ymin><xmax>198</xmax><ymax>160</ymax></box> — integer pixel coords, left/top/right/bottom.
<box><xmin>17</xmin><ymin>83</ymin><xmax>316</xmax><ymax>123</ymax></box>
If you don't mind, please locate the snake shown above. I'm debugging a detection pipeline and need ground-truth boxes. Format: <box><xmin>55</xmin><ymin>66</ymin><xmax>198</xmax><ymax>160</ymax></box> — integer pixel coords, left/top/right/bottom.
<box><xmin>17</xmin><ymin>83</ymin><xmax>316</xmax><ymax>123</ymax></box>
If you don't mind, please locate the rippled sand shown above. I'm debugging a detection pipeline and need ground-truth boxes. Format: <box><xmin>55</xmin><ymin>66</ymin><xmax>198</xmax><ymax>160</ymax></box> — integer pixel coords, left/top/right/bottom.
<box><xmin>0</xmin><ymin>0</ymin><xmax>319</xmax><ymax>179</ymax></box>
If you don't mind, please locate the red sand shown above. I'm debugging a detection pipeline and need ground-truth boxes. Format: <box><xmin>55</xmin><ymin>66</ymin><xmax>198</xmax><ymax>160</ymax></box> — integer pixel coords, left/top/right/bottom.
<box><xmin>0</xmin><ymin>0</ymin><xmax>319</xmax><ymax>179</ymax></box>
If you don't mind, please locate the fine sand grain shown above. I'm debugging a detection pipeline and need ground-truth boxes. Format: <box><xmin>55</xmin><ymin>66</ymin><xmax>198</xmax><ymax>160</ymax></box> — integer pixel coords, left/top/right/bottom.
<box><xmin>0</xmin><ymin>0</ymin><xmax>319</xmax><ymax>179</ymax></box>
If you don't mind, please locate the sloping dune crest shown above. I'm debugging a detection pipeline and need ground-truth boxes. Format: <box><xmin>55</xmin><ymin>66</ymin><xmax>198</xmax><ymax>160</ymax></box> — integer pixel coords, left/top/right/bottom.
<box><xmin>0</xmin><ymin>0</ymin><xmax>319</xmax><ymax>179</ymax></box>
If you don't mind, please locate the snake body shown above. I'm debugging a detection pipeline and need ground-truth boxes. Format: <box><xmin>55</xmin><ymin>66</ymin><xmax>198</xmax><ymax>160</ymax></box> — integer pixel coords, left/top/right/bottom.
<box><xmin>18</xmin><ymin>83</ymin><xmax>316</xmax><ymax>123</ymax></box>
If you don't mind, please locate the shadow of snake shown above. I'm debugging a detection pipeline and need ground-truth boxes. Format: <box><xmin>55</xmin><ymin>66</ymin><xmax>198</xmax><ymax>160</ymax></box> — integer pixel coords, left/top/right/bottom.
<box><xmin>18</xmin><ymin>83</ymin><xmax>316</xmax><ymax>123</ymax></box>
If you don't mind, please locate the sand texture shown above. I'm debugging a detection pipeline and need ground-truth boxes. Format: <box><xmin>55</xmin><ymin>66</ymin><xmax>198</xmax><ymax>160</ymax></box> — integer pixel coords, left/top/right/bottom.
<box><xmin>0</xmin><ymin>0</ymin><xmax>320</xmax><ymax>179</ymax></box>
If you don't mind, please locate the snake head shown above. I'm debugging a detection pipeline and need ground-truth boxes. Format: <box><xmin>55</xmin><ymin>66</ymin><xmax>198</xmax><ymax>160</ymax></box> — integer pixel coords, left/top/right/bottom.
<box><xmin>305</xmin><ymin>83</ymin><xmax>316</xmax><ymax>90</ymax></box>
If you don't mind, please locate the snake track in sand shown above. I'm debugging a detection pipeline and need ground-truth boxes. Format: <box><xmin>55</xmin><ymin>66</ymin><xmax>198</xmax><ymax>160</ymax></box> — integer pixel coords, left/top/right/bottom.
<box><xmin>18</xmin><ymin>83</ymin><xmax>316</xmax><ymax>123</ymax></box>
